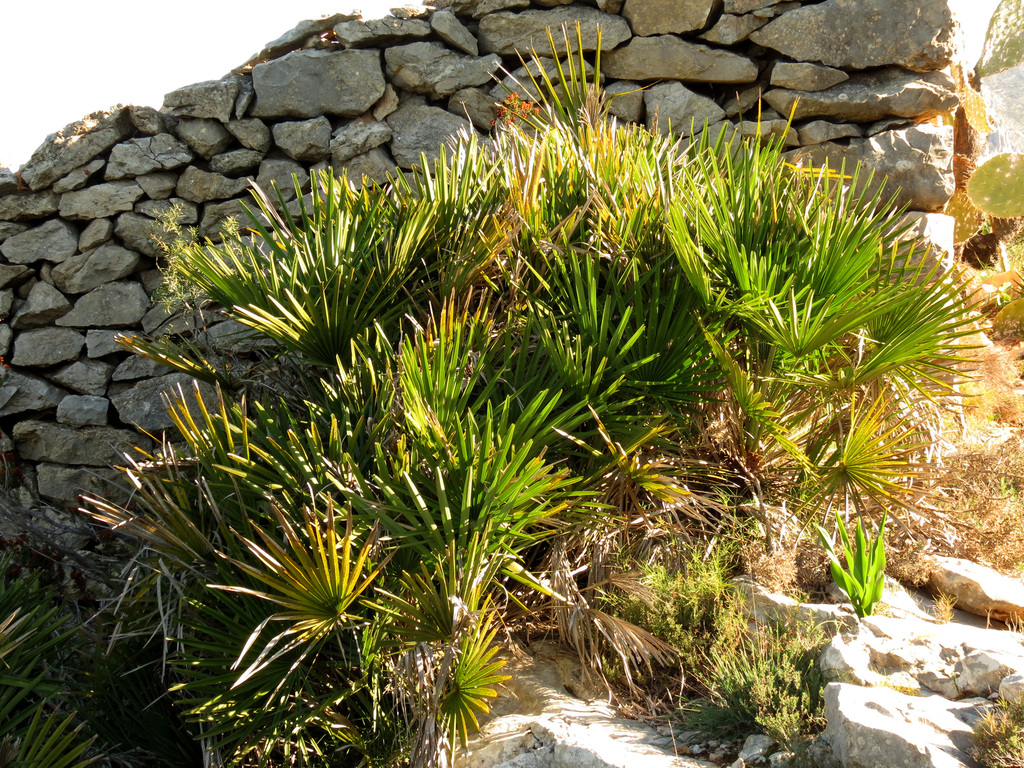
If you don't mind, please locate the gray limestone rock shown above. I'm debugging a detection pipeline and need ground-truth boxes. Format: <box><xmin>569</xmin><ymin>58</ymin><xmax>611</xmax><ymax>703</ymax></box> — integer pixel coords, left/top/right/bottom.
<box><xmin>387</xmin><ymin>104</ymin><xmax>472</xmax><ymax>169</ymax></box>
<box><xmin>55</xmin><ymin>281</ymin><xmax>150</xmax><ymax>328</ymax></box>
<box><xmin>785</xmin><ymin>124</ymin><xmax>954</xmax><ymax>213</ymax></box>
<box><xmin>478</xmin><ymin>6</ymin><xmax>632</xmax><ymax>55</ymax></box>
<box><xmin>797</xmin><ymin>120</ymin><xmax>864</xmax><ymax>146</ymax></box>
<box><xmin>750</xmin><ymin>0</ymin><xmax>958</xmax><ymax>72</ymax></box>
<box><xmin>822</xmin><ymin>683</ymin><xmax>988</xmax><ymax>768</ymax></box>
<box><xmin>78</xmin><ymin>219</ymin><xmax>113</xmax><ymax>252</ymax></box>
<box><xmin>210</xmin><ymin>149</ymin><xmax>265</xmax><ymax>176</ymax></box>
<box><xmin>114</xmin><ymin>213</ymin><xmax>174</xmax><ymax>259</ymax></box>
<box><xmin>252</xmin><ymin>49</ymin><xmax>386</xmax><ymax>119</ymax></box>
<box><xmin>59</xmin><ymin>181</ymin><xmax>144</xmax><ymax>221</ymax></box>
<box><xmin>622</xmin><ymin>0</ymin><xmax>718</xmax><ymax>36</ymax></box>
<box><xmin>604</xmin><ymin>35</ymin><xmax>758</xmax><ymax>82</ymax></box>
<box><xmin>272</xmin><ymin>117</ymin><xmax>332</xmax><ymax>162</ymax></box>
<box><xmin>0</xmin><ymin>325</ymin><xmax>10</xmax><ymax>357</ymax></box>
<box><xmin>19</xmin><ymin>108</ymin><xmax>133</xmax><ymax>191</ymax></box>
<box><xmin>373</xmin><ymin>84</ymin><xmax>401</xmax><ymax>122</ymax></box>
<box><xmin>51</xmin><ymin>243</ymin><xmax>140</xmax><ymax>294</ymax></box>
<box><xmin>135</xmin><ymin>198</ymin><xmax>199</xmax><ymax>225</ymax></box>
<box><xmin>386</xmin><ymin>43</ymin><xmax>503</xmax><ymax>99</ymax></box>
<box><xmin>764</xmin><ymin>69</ymin><xmax>956</xmax><ymax>123</ymax></box>
<box><xmin>333</xmin><ymin>16</ymin><xmax>432</xmax><ymax>48</ymax></box>
<box><xmin>105</xmin><ymin>134</ymin><xmax>193</xmax><ymax>179</ymax></box>
<box><xmin>112</xmin><ymin>355</ymin><xmax>167</xmax><ymax>381</ymax></box>
<box><xmin>128</xmin><ymin>105</ymin><xmax>168</xmax><ymax>135</ymax></box>
<box><xmin>85</xmin><ymin>329</ymin><xmax>127</xmax><ymax>358</ymax></box>
<box><xmin>0</xmin><ymin>222</ymin><xmax>28</xmax><ymax>244</ymax></box>
<box><xmin>56</xmin><ymin>395</ymin><xmax>109</xmax><ymax>427</ymax></box>
<box><xmin>0</xmin><ymin>219</ymin><xmax>79</xmax><ymax>265</ymax></box>
<box><xmin>451</xmin><ymin>0</ymin><xmax>530</xmax><ymax>19</ymax></box>
<box><xmin>958</xmin><ymin>650</ymin><xmax>1024</xmax><ymax>698</ymax></box>
<box><xmin>770</xmin><ymin>62</ymin><xmax>848</xmax><ymax>92</ymax></box>
<box><xmin>163</xmin><ymin>78</ymin><xmax>241</xmax><ymax>123</ymax></box>
<box><xmin>36</xmin><ymin>462</ymin><xmax>126</xmax><ymax>505</ymax></box>
<box><xmin>135</xmin><ymin>172</ymin><xmax>179</xmax><ymax>200</ymax></box>
<box><xmin>738</xmin><ymin>119</ymin><xmax>798</xmax><ymax>146</ymax></box>
<box><xmin>226</xmin><ymin>119</ymin><xmax>273</xmax><ymax>153</ymax></box>
<box><xmin>724</xmin><ymin>0</ymin><xmax>786</xmax><ymax>12</ymax></box>
<box><xmin>255</xmin><ymin>157</ymin><xmax>309</xmax><ymax>202</ymax></box>
<box><xmin>0</xmin><ymin>168</ymin><xmax>17</xmax><ymax>196</ymax></box>
<box><xmin>0</xmin><ymin>371</ymin><xmax>66</xmax><ymax>416</ymax></box>
<box><xmin>430</xmin><ymin>10</ymin><xmax>479</xmax><ymax>55</ymax></box>
<box><xmin>0</xmin><ymin>290</ymin><xmax>12</xmax><ymax>321</ymax></box>
<box><xmin>12</xmin><ymin>421</ymin><xmax>149</xmax><ymax>467</ymax></box>
<box><xmin>48</xmin><ymin>359</ymin><xmax>113</xmax><ymax>396</ymax></box>
<box><xmin>0</xmin><ymin>191</ymin><xmax>59</xmax><ymax>222</ymax></box>
<box><xmin>644</xmin><ymin>82</ymin><xmax>726</xmax><ymax>136</ymax></box>
<box><xmin>334</xmin><ymin>147</ymin><xmax>399</xmax><ymax>190</ymax></box>
<box><xmin>0</xmin><ymin>265</ymin><xmax>31</xmax><ymax>290</ymax></box>
<box><xmin>11</xmin><ymin>282</ymin><xmax>71</xmax><ymax>329</ymax></box>
<box><xmin>173</xmin><ymin>119</ymin><xmax>233</xmax><ymax>159</ymax></box>
<box><xmin>330</xmin><ymin>119</ymin><xmax>394</xmax><ymax>164</ymax></box>
<box><xmin>176</xmin><ymin>167</ymin><xmax>252</xmax><ymax>203</ymax></box>
<box><xmin>52</xmin><ymin>158</ymin><xmax>106</xmax><ymax>193</ymax></box>
<box><xmin>448</xmin><ymin>88</ymin><xmax>498</xmax><ymax>131</ymax></box>
<box><xmin>699</xmin><ymin>13</ymin><xmax>769</xmax><ymax>45</ymax></box>
<box><xmin>243</xmin><ymin>12</ymin><xmax>359</xmax><ymax>67</ymax></box>
<box><xmin>11</xmin><ymin>327</ymin><xmax>84</xmax><ymax>367</ymax></box>
<box><xmin>605</xmin><ymin>81</ymin><xmax>644</xmax><ymax>123</ymax></box>
<box><xmin>198</xmin><ymin>198</ymin><xmax>261</xmax><ymax>240</ymax></box>
<box><xmin>111</xmin><ymin>373</ymin><xmax>218</xmax><ymax>433</ymax></box>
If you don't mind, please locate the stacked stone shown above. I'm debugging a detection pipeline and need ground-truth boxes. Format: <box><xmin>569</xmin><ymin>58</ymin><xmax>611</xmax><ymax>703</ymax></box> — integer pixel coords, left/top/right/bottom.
<box><xmin>0</xmin><ymin>0</ymin><xmax>966</xmax><ymax>507</ymax></box>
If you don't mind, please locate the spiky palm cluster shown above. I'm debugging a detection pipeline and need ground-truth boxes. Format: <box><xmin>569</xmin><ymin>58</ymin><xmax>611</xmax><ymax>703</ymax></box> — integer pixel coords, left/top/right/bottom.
<box><xmin>85</xmin><ymin>34</ymin><xmax>976</xmax><ymax>768</ymax></box>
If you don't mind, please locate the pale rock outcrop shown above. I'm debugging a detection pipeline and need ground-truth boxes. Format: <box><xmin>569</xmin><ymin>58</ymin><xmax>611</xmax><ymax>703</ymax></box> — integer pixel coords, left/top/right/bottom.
<box><xmin>822</xmin><ymin>683</ymin><xmax>989</xmax><ymax>768</ymax></box>
<box><xmin>928</xmin><ymin>557</ymin><xmax>1024</xmax><ymax>624</ymax></box>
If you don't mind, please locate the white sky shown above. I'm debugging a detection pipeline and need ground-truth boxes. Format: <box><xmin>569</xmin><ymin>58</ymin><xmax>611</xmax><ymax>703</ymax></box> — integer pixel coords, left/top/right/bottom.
<box><xmin>0</xmin><ymin>2</ymin><xmax>393</xmax><ymax>169</ymax></box>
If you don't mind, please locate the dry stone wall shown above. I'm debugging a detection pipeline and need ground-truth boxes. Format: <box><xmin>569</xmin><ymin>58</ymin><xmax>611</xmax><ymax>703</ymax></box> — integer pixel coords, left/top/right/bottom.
<box><xmin>0</xmin><ymin>0</ymin><xmax>970</xmax><ymax>509</ymax></box>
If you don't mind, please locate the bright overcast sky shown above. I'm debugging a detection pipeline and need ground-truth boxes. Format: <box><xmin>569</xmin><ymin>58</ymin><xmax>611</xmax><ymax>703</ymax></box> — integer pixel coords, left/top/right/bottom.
<box><xmin>0</xmin><ymin>1</ymin><xmax>394</xmax><ymax>169</ymax></box>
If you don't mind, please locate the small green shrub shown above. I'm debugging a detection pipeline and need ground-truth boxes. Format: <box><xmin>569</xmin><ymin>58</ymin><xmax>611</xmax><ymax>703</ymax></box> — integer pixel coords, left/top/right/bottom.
<box><xmin>605</xmin><ymin>549</ymin><xmax>745</xmax><ymax>676</ymax></box>
<box><xmin>972</xmin><ymin>696</ymin><xmax>1024</xmax><ymax>768</ymax></box>
<box><xmin>681</xmin><ymin>621</ymin><xmax>828</xmax><ymax>749</ymax></box>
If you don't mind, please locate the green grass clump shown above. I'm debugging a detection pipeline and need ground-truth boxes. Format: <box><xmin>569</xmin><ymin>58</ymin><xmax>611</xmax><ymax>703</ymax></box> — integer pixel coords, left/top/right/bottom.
<box><xmin>973</xmin><ymin>696</ymin><xmax>1024</xmax><ymax>768</ymax></box>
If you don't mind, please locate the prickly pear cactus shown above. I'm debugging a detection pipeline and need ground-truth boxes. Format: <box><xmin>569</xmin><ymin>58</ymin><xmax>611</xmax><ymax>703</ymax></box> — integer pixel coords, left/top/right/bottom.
<box><xmin>966</xmin><ymin>153</ymin><xmax>1024</xmax><ymax>218</ymax></box>
<box><xmin>978</xmin><ymin>0</ymin><xmax>1024</xmax><ymax>77</ymax></box>
<box><xmin>945</xmin><ymin>189</ymin><xmax>984</xmax><ymax>242</ymax></box>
